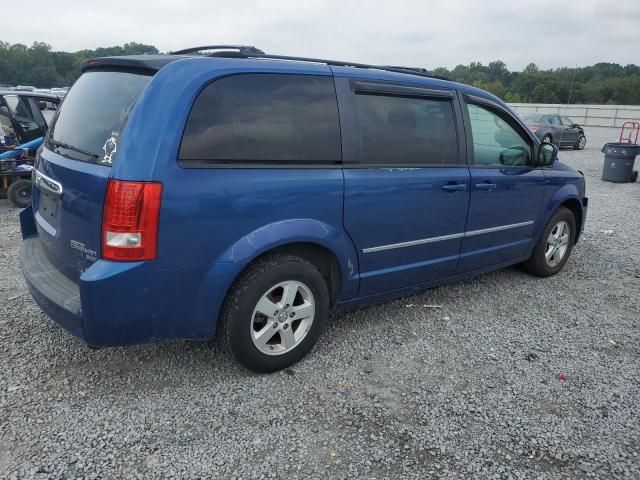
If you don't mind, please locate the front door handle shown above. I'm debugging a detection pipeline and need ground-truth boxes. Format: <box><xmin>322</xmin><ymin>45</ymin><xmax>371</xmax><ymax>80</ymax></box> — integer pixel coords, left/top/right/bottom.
<box><xmin>475</xmin><ymin>183</ymin><xmax>497</xmax><ymax>191</ymax></box>
<box><xmin>442</xmin><ymin>183</ymin><xmax>467</xmax><ymax>192</ymax></box>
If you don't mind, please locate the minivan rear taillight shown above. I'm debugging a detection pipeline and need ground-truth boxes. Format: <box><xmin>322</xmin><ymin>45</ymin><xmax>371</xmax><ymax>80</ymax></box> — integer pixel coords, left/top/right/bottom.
<box><xmin>102</xmin><ymin>180</ymin><xmax>162</xmax><ymax>261</ymax></box>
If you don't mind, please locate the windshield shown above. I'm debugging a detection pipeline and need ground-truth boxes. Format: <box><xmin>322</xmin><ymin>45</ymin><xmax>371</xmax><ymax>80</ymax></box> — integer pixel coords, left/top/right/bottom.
<box><xmin>47</xmin><ymin>70</ymin><xmax>151</xmax><ymax>164</ymax></box>
<box><xmin>522</xmin><ymin>113</ymin><xmax>544</xmax><ymax>123</ymax></box>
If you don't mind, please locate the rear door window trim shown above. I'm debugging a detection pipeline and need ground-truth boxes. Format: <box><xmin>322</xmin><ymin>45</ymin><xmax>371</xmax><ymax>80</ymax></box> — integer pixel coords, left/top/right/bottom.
<box><xmin>335</xmin><ymin>77</ymin><xmax>466</xmax><ymax>167</ymax></box>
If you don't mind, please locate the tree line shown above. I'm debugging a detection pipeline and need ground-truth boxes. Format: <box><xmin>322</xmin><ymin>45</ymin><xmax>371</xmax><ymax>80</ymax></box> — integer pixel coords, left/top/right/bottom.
<box><xmin>0</xmin><ymin>42</ymin><xmax>158</xmax><ymax>88</ymax></box>
<box><xmin>1</xmin><ymin>42</ymin><xmax>639</xmax><ymax>105</ymax></box>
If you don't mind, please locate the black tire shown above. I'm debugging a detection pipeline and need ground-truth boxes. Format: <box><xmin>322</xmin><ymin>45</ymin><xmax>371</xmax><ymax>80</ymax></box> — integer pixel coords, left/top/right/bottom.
<box><xmin>7</xmin><ymin>179</ymin><xmax>32</xmax><ymax>208</ymax></box>
<box><xmin>573</xmin><ymin>134</ymin><xmax>586</xmax><ymax>150</ymax></box>
<box><xmin>522</xmin><ymin>207</ymin><xmax>576</xmax><ymax>277</ymax></box>
<box><xmin>219</xmin><ymin>254</ymin><xmax>330</xmax><ymax>373</ymax></box>
<box><xmin>631</xmin><ymin>170</ymin><xmax>638</xmax><ymax>183</ymax></box>
<box><xmin>542</xmin><ymin>134</ymin><xmax>553</xmax><ymax>145</ymax></box>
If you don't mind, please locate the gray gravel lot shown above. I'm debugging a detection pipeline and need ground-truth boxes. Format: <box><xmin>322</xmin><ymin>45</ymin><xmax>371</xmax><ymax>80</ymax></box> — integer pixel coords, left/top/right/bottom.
<box><xmin>1</xmin><ymin>127</ymin><xmax>639</xmax><ymax>479</ymax></box>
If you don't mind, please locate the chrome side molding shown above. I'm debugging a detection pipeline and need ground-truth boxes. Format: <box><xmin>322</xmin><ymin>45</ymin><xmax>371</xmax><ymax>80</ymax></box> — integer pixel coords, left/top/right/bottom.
<box><xmin>363</xmin><ymin>221</ymin><xmax>534</xmax><ymax>253</ymax></box>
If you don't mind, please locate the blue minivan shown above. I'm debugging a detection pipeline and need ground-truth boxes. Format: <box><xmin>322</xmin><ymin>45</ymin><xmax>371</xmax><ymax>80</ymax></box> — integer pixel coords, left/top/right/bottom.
<box><xmin>19</xmin><ymin>46</ymin><xmax>587</xmax><ymax>372</ymax></box>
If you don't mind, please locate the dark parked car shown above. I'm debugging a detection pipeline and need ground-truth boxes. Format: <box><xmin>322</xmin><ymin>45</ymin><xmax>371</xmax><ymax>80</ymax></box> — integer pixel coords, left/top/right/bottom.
<box><xmin>19</xmin><ymin>46</ymin><xmax>587</xmax><ymax>372</ymax></box>
<box><xmin>0</xmin><ymin>90</ymin><xmax>59</xmax><ymax>147</ymax></box>
<box><xmin>522</xmin><ymin>113</ymin><xmax>586</xmax><ymax>150</ymax></box>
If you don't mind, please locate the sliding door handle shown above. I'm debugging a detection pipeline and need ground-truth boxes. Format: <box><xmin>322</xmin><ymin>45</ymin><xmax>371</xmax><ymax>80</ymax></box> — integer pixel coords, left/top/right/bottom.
<box><xmin>442</xmin><ymin>183</ymin><xmax>467</xmax><ymax>192</ymax></box>
<box><xmin>475</xmin><ymin>183</ymin><xmax>497</xmax><ymax>191</ymax></box>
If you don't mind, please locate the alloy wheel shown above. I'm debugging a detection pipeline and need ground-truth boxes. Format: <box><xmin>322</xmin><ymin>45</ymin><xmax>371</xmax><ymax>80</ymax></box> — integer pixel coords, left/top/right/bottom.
<box><xmin>250</xmin><ymin>280</ymin><xmax>315</xmax><ymax>356</ymax></box>
<box><xmin>578</xmin><ymin>135</ymin><xmax>586</xmax><ymax>149</ymax></box>
<box><xmin>545</xmin><ymin>220</ymin><xmax>570</xmax><ymax>267</ymax></box>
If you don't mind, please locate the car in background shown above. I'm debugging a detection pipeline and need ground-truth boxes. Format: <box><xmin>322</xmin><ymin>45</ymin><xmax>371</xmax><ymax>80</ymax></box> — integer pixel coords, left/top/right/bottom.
<box><xmin>50</xmin><ymin>87</ymin><xmax>69</xmax><ymax>99</ymax></box>
<box><xmin>522</xmin><ymin>113</ymin><xmax>586</xmax><ymax>150</ymax></box>
<box><xmin>0</xmin><ymin>90</ymin><xmax>60</xmax><ymax>146</ymax></box>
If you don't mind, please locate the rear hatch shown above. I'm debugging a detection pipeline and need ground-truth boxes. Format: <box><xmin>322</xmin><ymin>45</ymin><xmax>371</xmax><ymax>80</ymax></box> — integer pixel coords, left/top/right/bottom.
<box><xmin>33</xmin><ymin>69</ymin><xmax>151</xmax><ymax>280</ymax></box>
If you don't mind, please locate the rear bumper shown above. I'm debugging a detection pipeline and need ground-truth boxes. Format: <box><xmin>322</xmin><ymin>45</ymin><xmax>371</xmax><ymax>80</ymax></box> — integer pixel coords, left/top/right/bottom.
<box><xmin>19</xmin><ymin>234</ymin><xmax>242</xmax><ymax>347</ymax></box>
<box><xmin>20</xmin><ymin>237</ymin><xmax>85</xmax><ymax>340</ymax></box>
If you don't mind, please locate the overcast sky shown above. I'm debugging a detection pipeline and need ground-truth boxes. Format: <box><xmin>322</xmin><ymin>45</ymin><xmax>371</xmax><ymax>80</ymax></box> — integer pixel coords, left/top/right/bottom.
<box><xmin>4</xmin><ymin>0</ymin><xmax>638</xmax><ymax>71</ymax></box>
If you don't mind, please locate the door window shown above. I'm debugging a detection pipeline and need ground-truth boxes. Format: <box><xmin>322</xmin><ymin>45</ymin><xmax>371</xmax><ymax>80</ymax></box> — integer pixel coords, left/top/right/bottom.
<box><xmin>466</xmin><ymin>103</ymin><xmax>532</xmax><ymax>167</ymax></box>
<box><xmin>180</xmin><ymin>74</ymin><xmax>341</xmax><ymax>164</ymax></box>
<box><xmin>0</xmin><ymin>103</ymin><xmax>17</xmax><ymax>145</ymax></box>
<box><xmin>4</xmin><ymin>95</ymin><xmax>32</xmax><ymax>118</ymax></box>
<box><xmin>560</xmin><ymin>116</ymin><xmax>574</xmax><ymax>126</ymax></box>
<box><xmin>3</xmin><ymin>94</ymin><xmax>42</xmax><ymax>142</ymax></box>
<box><xmin>35</xmin><ymin>97</ymin><xmax>58</xmax><ymax>126</ymax></box>
<box><xmin>353</xmin><ymin>94</ymin><xmax>459</xmax><ymax>165</ymax></box>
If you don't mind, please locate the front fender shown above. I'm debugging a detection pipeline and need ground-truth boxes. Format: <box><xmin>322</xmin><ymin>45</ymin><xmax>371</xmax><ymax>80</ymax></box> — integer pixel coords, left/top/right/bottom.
<box><xmin>190</xmin><ymin>219</ymin><xmax>360</xmax><ymax>337</ymax></box>
<box><xmin>537</xmin><ymin>181</ymin><xmax>584</xmax><ymax>242</ymax></box>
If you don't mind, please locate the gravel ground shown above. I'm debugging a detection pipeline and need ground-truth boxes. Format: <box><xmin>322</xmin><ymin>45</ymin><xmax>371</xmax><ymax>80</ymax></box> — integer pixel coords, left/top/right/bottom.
<box><xmin>1</xmin><ymin>127</ymin><xmax>639</xmax><ymax>480</ymax></box>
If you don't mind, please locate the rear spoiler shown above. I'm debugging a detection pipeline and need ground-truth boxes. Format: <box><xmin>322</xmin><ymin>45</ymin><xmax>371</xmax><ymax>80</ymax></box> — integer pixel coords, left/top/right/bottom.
<box><xmin>81</xmin><ymin>55</ymin><xmax>186</xmax><ymax>73</ymax></box>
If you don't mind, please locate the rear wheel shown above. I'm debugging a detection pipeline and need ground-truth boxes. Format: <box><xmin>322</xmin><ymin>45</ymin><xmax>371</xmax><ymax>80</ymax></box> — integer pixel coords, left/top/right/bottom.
<box><xmin>542</xmin><ymin>134</ymin><xmax>553</xmax><ymax>145</ymax></box>
<box><xmin>220</xmin><ymin>254</ymin><xmax>330</xmax><ymax>372</ymax></box>
<box><xmin>7</xmin><ymin>179</ymin><xmax>32</xmax><ymax>208</ymax></box>
<box><xmin>573</xmin><ymin>134</ymin><xmax>586</xmax><ymax>150</ymax></box>
<box><xmin>523</xmin><ymin>207</ymin><xmax>576</xmax><ymax>277</ymax></box>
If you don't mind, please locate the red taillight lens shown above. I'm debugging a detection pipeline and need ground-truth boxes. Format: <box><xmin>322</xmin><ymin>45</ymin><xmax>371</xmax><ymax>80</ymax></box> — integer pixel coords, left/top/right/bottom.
<box><xmin>102</xmin><ymin>179</ymin><xmax>163</xmax><ymax>261</ymax></box>
<box><xmin>529</xmin><ymin>126</ymin><xmax>539</xmax><ymax>132</ymax></box>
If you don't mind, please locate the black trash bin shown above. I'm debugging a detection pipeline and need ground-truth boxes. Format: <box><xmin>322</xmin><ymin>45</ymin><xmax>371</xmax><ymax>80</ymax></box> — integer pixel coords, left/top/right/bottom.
<box><xmin>601</xmin><ymin>143</ymin><xmax>640</xmax><ymax>183</ymax></box>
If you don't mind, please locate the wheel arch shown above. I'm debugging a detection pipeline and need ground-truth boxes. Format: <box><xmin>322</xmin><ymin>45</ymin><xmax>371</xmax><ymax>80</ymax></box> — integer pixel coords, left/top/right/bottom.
<box><xmin>558</xmin><ymin>197</ymin><xmax>583</xmax><ymax>243</ymax></box>
<box><xmin>190</xmin><ymin>219</ymin><xmax>360</xmax><ymax>338</ymax></box>
<box><xmin>540</xmin><ymin>187</ymin><xmax>584</xmax><ymax>245</ymax></box>
<box><xmin>233</xmin><ymin>242</ymin><xmax>344</xmax><ymax>307</ymax></box>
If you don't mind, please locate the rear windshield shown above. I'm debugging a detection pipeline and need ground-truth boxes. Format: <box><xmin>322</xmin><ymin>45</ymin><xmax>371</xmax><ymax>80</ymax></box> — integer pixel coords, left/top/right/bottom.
<box><xmin>47</xmin><ymin>70</ymin><xmax>151</xmax><ymax>165</ymax></box>
<box><xmin>521</xmin><ymin>113</ymin><xmax>544</xmax><ymax>123</ymax></box>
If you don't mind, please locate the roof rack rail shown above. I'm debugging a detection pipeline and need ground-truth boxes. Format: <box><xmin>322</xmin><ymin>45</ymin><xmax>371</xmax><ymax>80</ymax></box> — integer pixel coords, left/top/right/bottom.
<box><xmin>382</xmin><ymin>65</ymin><xmax>429</xmax><ymax>73</ymax></box>
<box><xmin>170</xmin><ymin>45</ymin><xmax>265</xmax><ymax>55</ymax></box>
<box><xmin>170</xmin><ymin>46</ymin><xmax>450</xmax><ymax>81</ymax></box>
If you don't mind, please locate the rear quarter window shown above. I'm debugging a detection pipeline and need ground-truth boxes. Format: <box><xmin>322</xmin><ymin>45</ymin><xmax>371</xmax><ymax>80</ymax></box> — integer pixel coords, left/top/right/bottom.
<box><xmin>179</xmin><ymin>74</ymin><xmax>341</xmax><ymax>165</ymax></box>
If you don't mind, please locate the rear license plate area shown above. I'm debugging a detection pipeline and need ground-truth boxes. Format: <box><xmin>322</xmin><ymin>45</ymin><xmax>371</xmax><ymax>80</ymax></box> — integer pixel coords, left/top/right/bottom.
<box><xmin>38</xmin><ymin>189</ymin><xmax>58</xmax><ymax>224</ymax></box>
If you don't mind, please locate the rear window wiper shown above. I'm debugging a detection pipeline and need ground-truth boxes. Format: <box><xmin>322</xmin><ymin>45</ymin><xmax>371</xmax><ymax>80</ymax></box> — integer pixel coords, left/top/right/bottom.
<box><xmin>49</xmin><ymin>139</ymin><xmax>99</xmax><ymax>160</ymax></box>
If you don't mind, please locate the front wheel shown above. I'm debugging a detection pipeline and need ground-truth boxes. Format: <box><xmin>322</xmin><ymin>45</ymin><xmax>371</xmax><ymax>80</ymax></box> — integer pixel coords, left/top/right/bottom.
<box><xmin>219</xmin><ymin>254</ymin><xmax>330</xmax><ymax>372</ymax></box>
<box><xmin>573</xmin><ymin>134</ymin><xmax>586</xmax><ymax>150</ymax></box>
<box><xmin>523</xmin><ymin>207</ymin><xmax>576</xmax><ymax>277</ymax></box>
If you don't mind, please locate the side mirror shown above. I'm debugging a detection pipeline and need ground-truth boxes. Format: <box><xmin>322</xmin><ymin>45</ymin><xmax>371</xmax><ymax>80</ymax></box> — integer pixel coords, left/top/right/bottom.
<box><xmin>537</xmin><ymin>142</ymin><xmax>558</xmax><ymax>166</ymax></box>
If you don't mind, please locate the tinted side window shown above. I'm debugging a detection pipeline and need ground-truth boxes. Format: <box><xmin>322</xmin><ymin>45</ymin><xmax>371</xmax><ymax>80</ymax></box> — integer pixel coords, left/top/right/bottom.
<box><xmin>467</xmin><ymin>103</ymin><xmax>531</xmax><ymax>167</ymax></box>
<box><xmin>180</xmin><ymin>74</ymin><xmax>341</xmax><ymax>164</ymax></box>
<box><xmin>354</xmin><ymin>94</ymin><xmax>459</xmax><ymax>165</ymax></box>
